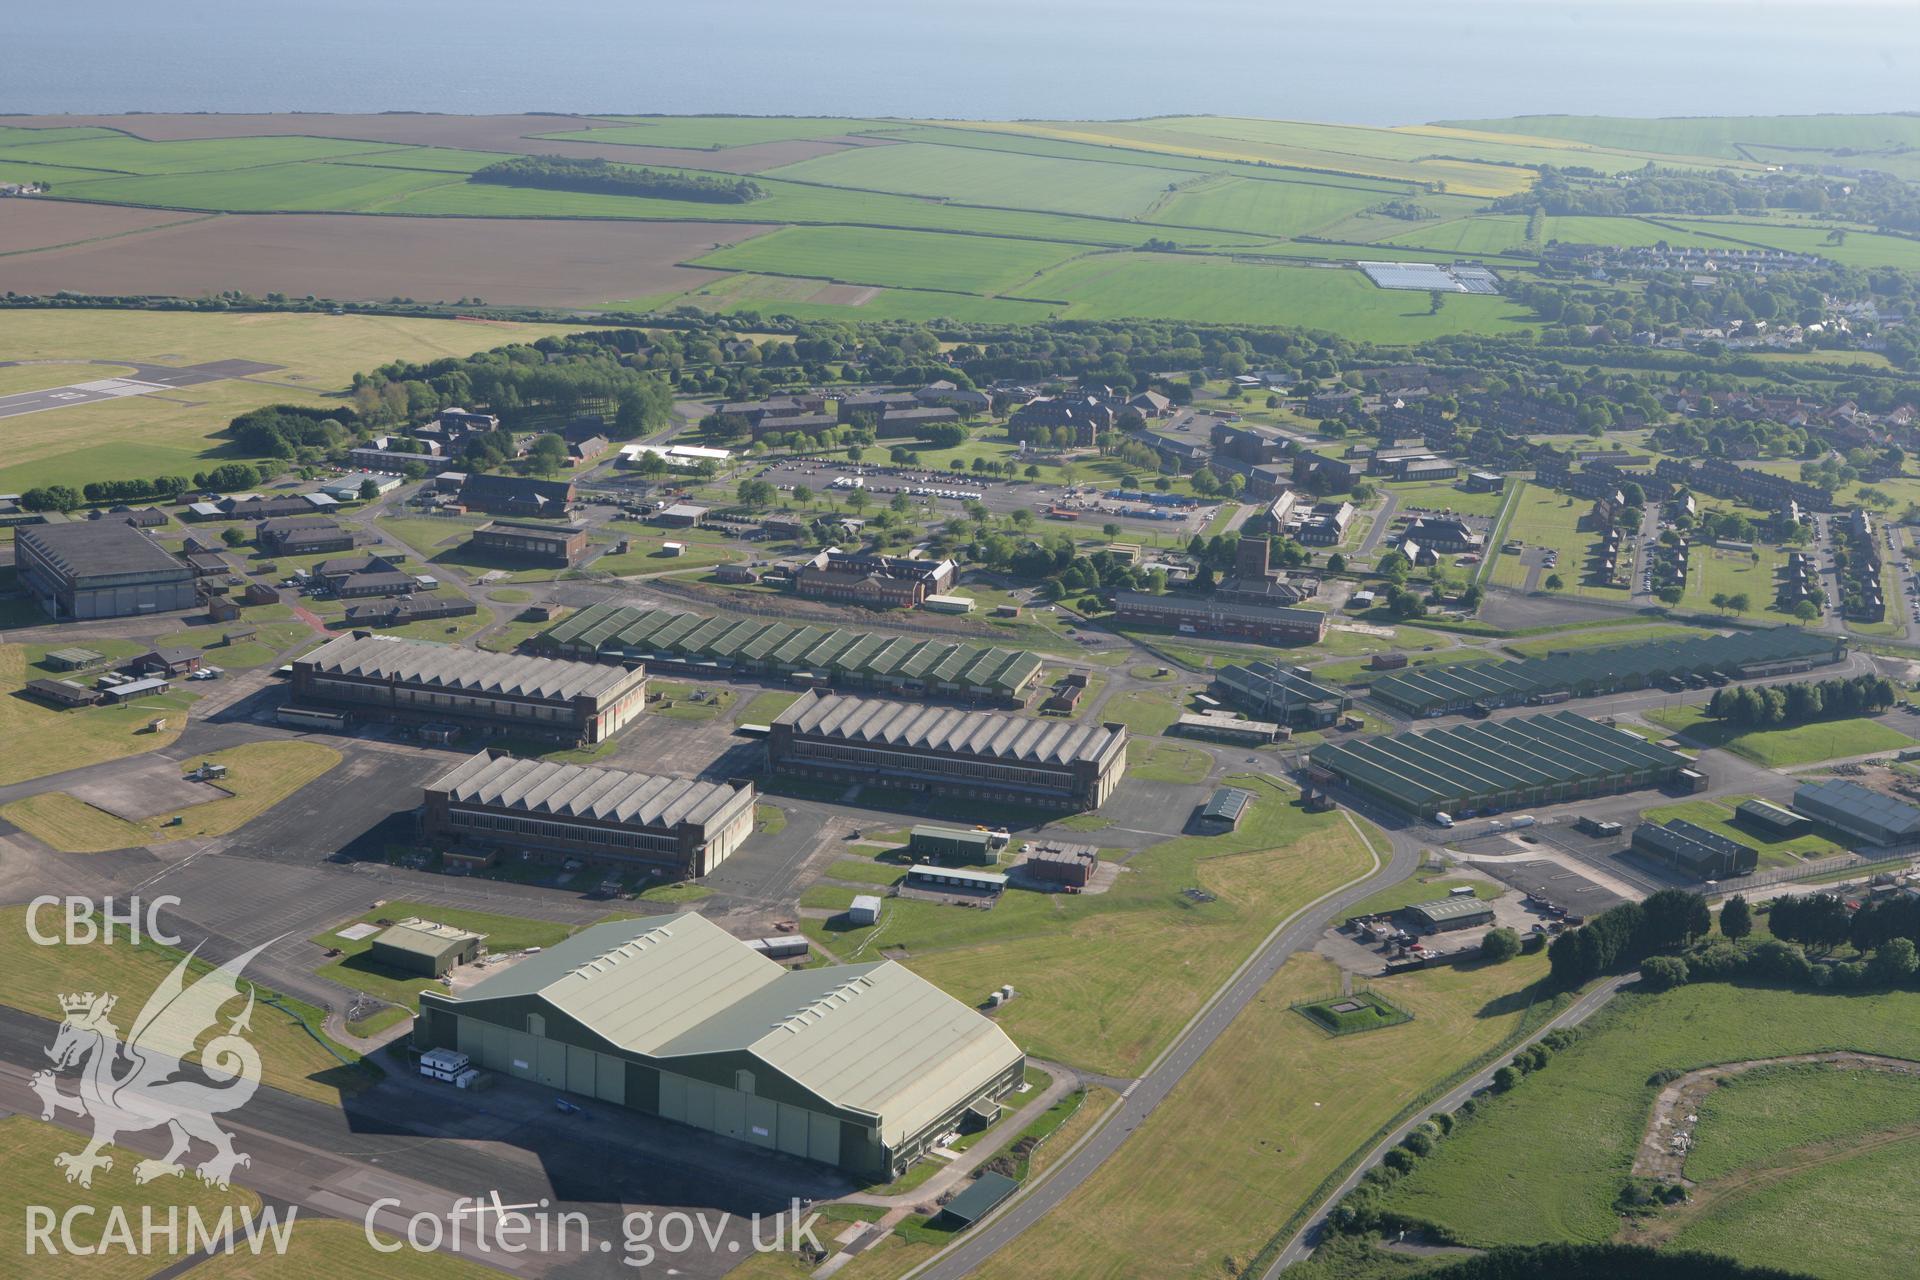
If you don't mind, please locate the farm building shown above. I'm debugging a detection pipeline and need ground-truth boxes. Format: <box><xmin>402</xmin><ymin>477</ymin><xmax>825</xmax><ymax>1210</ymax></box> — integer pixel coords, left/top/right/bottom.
<box><xmin>1199</xmin><ymin>786</ymin><xmax>1255</xmax><ymax>832</ymax></box>
<box><xmin>1631</xmin><ymin>819</ymin><xmax>1757</xmax><ymax>880</ymax></box>
<box><xmin>291</xmin><ymin>633</ymin><xmax>648</xmax><ymax>744</ymax></box>
<box><xmin>1405</xmin><ymin>897</ymin><xmax>1495</xmax><ymax>933</ymax></box>
<box><xmin>908</xmin><ymin>826</ymin><xmax>996</xmax><ymax>864</ymax></box>
<box><xmin>415</xmin><ymin>914</ymin><xmax>1024</xmax><ymax>1179</ymax></box>
<box><xmin>422</xmin><ymin>750</ymin><xmax>756</xmax><ymax>877</ymax></box>
<box><xmin>1307</xmin><ymin>712</ymin><xmax>1693</xmax><ymax>818</ymax></box>
<box><xmin>1368</xmin><ymin>627</ymin><xmax>1844</xmax><ymax>716</ymax></box>
<box><xmin>16</xmin><ymin>520</ymin><xmax>196</xmax><ymax>621</ymax></box>
<box><xmin>369</xmin><ymin>917</ymin><xmax>483</xmax><ymax>977</ymax></box>
<box><xmin>538</xmin><ymin>602</ymin><xmax>1044</xmax><ymax>704</ymax></box>
<box><xmin>1214</xmin><ymin>660</ymin><xmax>1349</xmax><ymax>728</ymax></box>
<box><xmin>768</xmin><ymin>691</ymin><xmax>1127</xmax><ymax>811</ymax></box>
<box><xmin>1793</xmin><ymin>780</ymin><xmax>1920</xmax><ymax>846</ymax></box>
<box><xmin>1736</xmin><ymin>798</ymin><xmax>1810</xmax><ymax>837</ymax></box>
<box><xmin>468</xmin><ymin>520</ymin><xmax>590</xmax><ymax>567</ymax></box>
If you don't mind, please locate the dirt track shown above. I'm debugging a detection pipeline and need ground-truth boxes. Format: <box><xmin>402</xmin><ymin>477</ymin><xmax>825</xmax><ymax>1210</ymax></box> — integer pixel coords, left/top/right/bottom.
<box><xmin>0</xmin><ymin>208</ymin><xmax>772</xmax><ymax>307</ymax></box>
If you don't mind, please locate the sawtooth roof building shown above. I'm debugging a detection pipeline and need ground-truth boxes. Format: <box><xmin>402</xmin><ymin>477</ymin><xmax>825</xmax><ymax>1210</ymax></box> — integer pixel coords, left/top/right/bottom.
<box><xmin>539</xmin><ymin>602</ymin><xmax>1042</xmax><ymax>704</ymax></box>
<box><xmin>291</xmin><ymin>633</ymin><xmax>648</xmax><ymax>744</ymax></box>
<box><xmin>769</xmin><ymin>690</ymin><xmax>1127</xmax><ymax>810</ymax></box>
<box><xmin>1368</xmin><ymin>627</ymin><xmax>1843</xmax><ymax>716</ymax></box>
<box><xmin>1308</xmin><ymin>711</ymin><xmax>1693</xmax><ymax>818</ymax></box>
<box><xmin>424</xmin><ymin>750</ymin><xmax>756</xmax><ymax>877</ymax></box>
<box><xmin>415</xmin><ymin>913</ymin><xmax>1024</xmax><ymax>1179</ymax></box>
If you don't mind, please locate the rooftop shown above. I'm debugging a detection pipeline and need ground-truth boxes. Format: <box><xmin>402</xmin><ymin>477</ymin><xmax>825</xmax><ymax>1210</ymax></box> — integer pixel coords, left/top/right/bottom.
<box><xmin>427</xmin><ymin>750</ymin><xmax>749</xmax><ymax>831</ymax></box>
<box><xmin>298</xmin><ymin>633</ymin><xmax>639</xmax><ymax>703</ymax></box>
<box><xmin>376</xmin><ymin>917</ymin><xmax>482</xmax><ymax>957</ymax></box>
<box><xmin>776</xmin><ymin>692</ymin><xmax>1124</xmax><ymax>767</ymax></box>
<box><xmin>19</xmin><ymin>520</ymin><xmax>187</xmax><ymax>579</ymax></box>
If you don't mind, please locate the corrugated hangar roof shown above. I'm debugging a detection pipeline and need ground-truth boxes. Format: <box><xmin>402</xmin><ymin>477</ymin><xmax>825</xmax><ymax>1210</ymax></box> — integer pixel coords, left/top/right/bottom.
<box><xmin>428</xmin><ymin>750</ymin><xmax>748</xmax><ymax>830</ymax></box>
<box><xmin>299</xmin><ymin>632</ymin><xmax>636</xmax><ymax>702</ymax></box>
<box><xmin>541</xmin><ymin>601</ymin><xmax>1041</xmax><ymax>695</ymax></box>
<box><xmin>777</xmin><ymin>692</ymin><xmax>1123</xmax><ymax>766</ymax></box>
<box><xmin>451</xmin><ymin>915</ymin><xmax>1020</xmax><ymax>1144</ymax></box>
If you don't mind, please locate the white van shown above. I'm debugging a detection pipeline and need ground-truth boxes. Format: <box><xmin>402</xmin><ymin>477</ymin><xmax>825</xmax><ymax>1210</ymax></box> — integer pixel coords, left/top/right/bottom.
<box><xmin>1434</xmin><ymin>812</ymin><xmax>1455</xmax><ymax>828</ymax></box>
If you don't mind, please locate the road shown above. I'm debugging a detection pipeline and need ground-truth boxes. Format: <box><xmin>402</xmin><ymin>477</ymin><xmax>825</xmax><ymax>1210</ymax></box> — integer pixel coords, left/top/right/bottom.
<box><xmin>904</xmin><ymin>817</ymin><xmax>1424</xmax><ymax>1280</ymax></box>
<box><xmin>1262</xmin><ymin>973</ymin><xmax>1630</xmax><ymax>1275</ymax></box>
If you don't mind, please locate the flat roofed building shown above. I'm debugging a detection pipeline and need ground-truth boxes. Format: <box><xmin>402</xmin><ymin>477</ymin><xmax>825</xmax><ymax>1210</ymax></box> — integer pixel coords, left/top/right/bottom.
<box><xmin>257</xmin><ymin>517</ymin><xmax>353</xmax><ymax>556</ymax></box>
<box><xmin>370</xmin><ymin>917</ymin><xmax>482</xmax><ymax>977</ymax></box>
<box><xmin>292</xmin><ymin>633</ymin><xmax>647</xmax><ymax>744</ymax></box>
<box><xmin>1632</xmin><ymin>819</ymin><xmax>1757</xmax><ymax>880</ymax></box>
<box><xmin>16</xmin><ymin>520</ymin><xmax>196</xmax><ymax>620</ymax></box>
<box><xmin>769</xmin><ymin>691</ymin><xmax>1127</xmax><ymax>810</ymax></box>
<box><xmin>1794</xmin><ymin>779</ymin><xmax>1920</xmax><ymax>846</ymax></box>
<box><xmin>1021</xmin><ymin>843</ymin><xmax>1099</xmax><ymax>888</ymax></box>
<box><xmin>539</xmin><ymin>602</ymin><xmax>1043</xmax><ymax>704</ymax></box>
<box><xmin>424</xmin><ymin>750</ymin><xmax>755</xmax><ymax>877</ymax></box>
<box><xmin>1112</xmin><ymin>592</ymin><xmax>1327</xmax><ymax>646</ymax></box>
<box><xmin>905</xmin><ymin>864</ymin><xmax>1007</xmax><ymax>894</ymax></box>
<box><xmin>415</xmin><ymin>913</ymin><xmax>1025</xmax><ymax>1179</ymax></box>
<box><xmin>1175</xmin><ymin>712</ymin><xmax>1282</xmax><ymax>744</ymax></box>
<box><xmin>1407</xmin><ymin>897</ymin><xmax>1496</xmax><ymax>932</ymax></box>
<box><xmin>1309</xmin><ymin>711</ymin><xmax>1693</xmax><ymax>818</ymax></box>
<box><xmin>849</xmin><ymin>895</ymin><xmax>883</xmax><ymax>926</ymax></box>
<box><xmin>469</xmin><ymin>520</ymin><xmax>590</xmax><ymax>567</ymax></box>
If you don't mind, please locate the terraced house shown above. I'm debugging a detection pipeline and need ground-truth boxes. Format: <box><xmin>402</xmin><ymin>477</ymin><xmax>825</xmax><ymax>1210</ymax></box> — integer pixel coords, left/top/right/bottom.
<box><xmin>769</xmin><ymin>691</ymin><xmax>1127</xmax><ymax>810</ymax></box>
<box><xmin>539</xmin><ymin>602</ymin><xmax>1043</xmax><ymax>703</ymax></box>
<box><xmin>424</xmin><ymin>750</ymin><xmax>756</xmax><ymax>876</ymax></box>
<box><xmin>291</xmin><ymin>633</ymin><xmax>648</xmax><ymax>743</ymax></box>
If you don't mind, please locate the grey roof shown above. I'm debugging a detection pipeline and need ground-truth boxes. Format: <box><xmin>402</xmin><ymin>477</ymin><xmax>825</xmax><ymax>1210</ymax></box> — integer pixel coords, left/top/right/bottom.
<box><xmin>450</xmin><ymin>914</ymin><xmax>1020</xmax><ymax>1144</ymax></box>
<box><xmin>375</xmin><ymin>917</ymin><xmax>481</xmax><ymax>958</ymax></box>
<box><xmin>1113</xmin><ymin>591</ymin><xmax>1327</xmax><ymax>629</ymax></box>
<box><xmin>777</xmin><ymin>692</ymin><xmax>1123</xmax><ymax>766</ymax></box>
<box><xmin>428</xmin><ymin>751</ymin><xmax>750</xmax><ymax>831</ymax></box>
<box><xmin>1409</xmin><ymin>896</ymin><xmax>1495</xmax><ymax>922</ymax></box>
<box><xmin>18</xmin><ymin>520</ymin><xmax>187</xmax><ymax>578</ymax></box>
<box><xmin>1202</xmin><ymin>786</ymin><xmax>1255</xmax><ymax>822</ymax></box>
<box><xmin>298</xmin><ymin>633</ymin><xmax>638</xmax><ymax>703</ymax></box>
<box><xmin>1794</xmin><ymin>779</ymin><xmax>1920</xmax><ymax>840</ymax></box>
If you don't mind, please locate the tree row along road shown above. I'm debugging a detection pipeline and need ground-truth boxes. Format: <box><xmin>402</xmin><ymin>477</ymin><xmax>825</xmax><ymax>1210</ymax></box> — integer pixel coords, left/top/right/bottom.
<box><xmin>905</xmin><ymin>815</ymin><xmax>1422</xmax><ymax>1280</ymax></box>
<box><xmin>1263</xmin><ymin>972</ymin><xmax>1631</xmax><ymax>1276</ymax></box>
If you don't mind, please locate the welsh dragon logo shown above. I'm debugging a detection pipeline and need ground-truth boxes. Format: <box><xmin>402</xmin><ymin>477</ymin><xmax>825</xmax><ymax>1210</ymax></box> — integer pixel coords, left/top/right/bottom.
<box><xmin>30</xmin><ymin>941</ymin><xmax>270</xmax><ymax>1189</ymax></box>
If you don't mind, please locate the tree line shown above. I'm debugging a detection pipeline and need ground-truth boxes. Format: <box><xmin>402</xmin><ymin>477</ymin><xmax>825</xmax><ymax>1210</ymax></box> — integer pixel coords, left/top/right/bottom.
<box><xmin>1703</xmin><ymin>673</ymin><xmax>1895</xmax><ymax>728</ymax></box>
<box><xmin>470</xmin><ymin>155</ymin><xmax>764</xmax><ymax>203</ymax></box>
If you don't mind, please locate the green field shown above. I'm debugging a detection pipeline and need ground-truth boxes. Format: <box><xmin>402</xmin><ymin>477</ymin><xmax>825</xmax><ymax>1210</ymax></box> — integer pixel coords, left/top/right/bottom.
<box><xmin>692</xmin><ymin>225</ymin><xmax>1087</xmax><ymax>294</ymax></box>
<box><xmin>1486</xmin><ymin>483</ymin><xmax>1630</xmax><ymax>600</ymax></box>
<box><xmin>1380</xmin><ymin>984</ymin><xmax>1920</xmax><ymax>1267</ymax></box>
<box><xmin>770</xmin><ymin>140</ymin><xmax>1181</xmax><ymax>219</ymax></box>
<box><xmin>973</xmin><ymin>951</ymin><xmax>1554</xmax><ymax>1280</ymax></box>
<box><xmin>1642</xmin><ymin>704</ymin><xmax>1915</xmax><ymax>767</ymax></box>
<box><xmin>1125</xmin><ymin>738</ymin><xmax>1213</xmax><ymax>784</ymax></box>
<box><xmin>1147</xmin><ymin>172</ymin><xmax>1392</xmax><ymax>238</ymax></box>
<box><xmin>640</xmin><ymin>273</ymin><xmax>1061</xmax><ymax>323</ymax></box>
<box><xmin>1008</xmin><ymin>253</ymin><xmax>1535</xmax><ymax>342</ymax></box>
<box><xmin>542</xmin><ymin>117</ymin><xmax>891</xmax><ymax>149</ymax></box>
<box><xmin>806</xmin><ymin>775</ymin><xmax>1377</xmax><ymax>1075</ymax></box>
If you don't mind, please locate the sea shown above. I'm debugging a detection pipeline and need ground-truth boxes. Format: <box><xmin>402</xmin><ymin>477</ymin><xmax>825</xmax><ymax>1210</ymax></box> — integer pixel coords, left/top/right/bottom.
<box><xmin>5</xmin><ymin>0</ymin><xmax>1918</xmax><ymax>125</ymax></box>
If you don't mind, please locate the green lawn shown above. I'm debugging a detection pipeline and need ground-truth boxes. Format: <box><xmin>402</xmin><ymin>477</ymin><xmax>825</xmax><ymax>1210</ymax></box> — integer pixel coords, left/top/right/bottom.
<box><xmin>1380</xmin><ymin>983</ymin><xmax>1920</xmax><ymax>1248</ymax></box>
<box><xmin>1486</xmin><ymin>483</ymin><xmax>1630</xmax><ymax>600</ymax></box>
<box><xmin>1684</xmin><ymin>543</ymin><xmax>1794</xmax><ymax>623</ymax></box>
<box><xmin>1100</xmin><ymin>688</ymin><xmax>1189</xmax><ymax>736</ymax></box>
<box><xmin>805</xmin><ymin>774</ymin><xmax>1378</xmax><ymax>1075</ymax></box>
<box><xmin>736</xmin><ymin>689</ymin><xmax>804</xmax><ymax>724</ymax></box>
<box><xmin>1642</xmin><ymin>704</ymin><xmax>1915</xmax><ymax>767</ymax></box>
<box><xmin>773</xmin><ymin>139</ymin><xmax>1191</xmax><ymax>220</ymax></box>
<box><xmin>694</xmin><ymin>225</ymin><xmax>1088</xmax><ymax>295</ymax></box>
<box><xmin>1126</xmin><ymin>738</ymin><xmax>1213</xmax><ymax>784</ymax></box>
<box><xmin>1639</xmin><ymin>795</ymin><xmax>1851</xmax><ymax>866</ymax></box>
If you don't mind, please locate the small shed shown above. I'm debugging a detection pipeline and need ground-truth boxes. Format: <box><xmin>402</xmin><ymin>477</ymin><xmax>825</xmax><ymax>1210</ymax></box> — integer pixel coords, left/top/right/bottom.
<box><xmin>1199</xmin><ymin>786</ymin><xmax>1255</xmax><ymax>832</ymax></box>
<box><xmin>848</xmin><ymin>895</ymin><xmax>884</xmax><ymax>926</ymax></box>
<box><xmin>934</xmin><ymin>1172</ymin><xmax>1019</xmax><ymax>1229</ymax></box>
<box><xmin>44</xmin><ymin>647</ymin><xmax>105</xmax><ymax>671</ymax></box>
<box><xmin>368</xmin><ymin>917</ymin><xmax>482</xmax><ymax>977</ymax></box>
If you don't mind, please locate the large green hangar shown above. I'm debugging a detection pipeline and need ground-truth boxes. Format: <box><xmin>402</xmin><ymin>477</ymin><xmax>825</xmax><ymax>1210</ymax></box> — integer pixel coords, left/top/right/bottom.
<box><xmin>1307</xmin><ymin>711</ymin><xmax>1694</xmax><ymax>817</ymax></box>
<box><xmin>416</xmin><ymin>913</ymin><xmax>1024</xmax><ymax>1180</ymax></box>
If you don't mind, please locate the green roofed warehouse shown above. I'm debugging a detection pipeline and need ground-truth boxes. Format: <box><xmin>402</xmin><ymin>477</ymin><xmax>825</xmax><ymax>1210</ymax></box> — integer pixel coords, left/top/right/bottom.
<box><xmin>1307</xmin><ymin>711</ymin><xmax>1694</xmax><ymax>818</ymax></box>
<box><xmin>1368</xmin><ymin>627</ymin><xmax>1843</xmax><ymax>716</ymax></box>
<box><xmin>416</xmin><ymin>913</ymin><xmax>1024</xmax><ymax>1179</ymax></box>
<box><xmin>540</xmin><ymin>602</ymin><xmax>1043</xmax><ymax>704</ymax></box>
